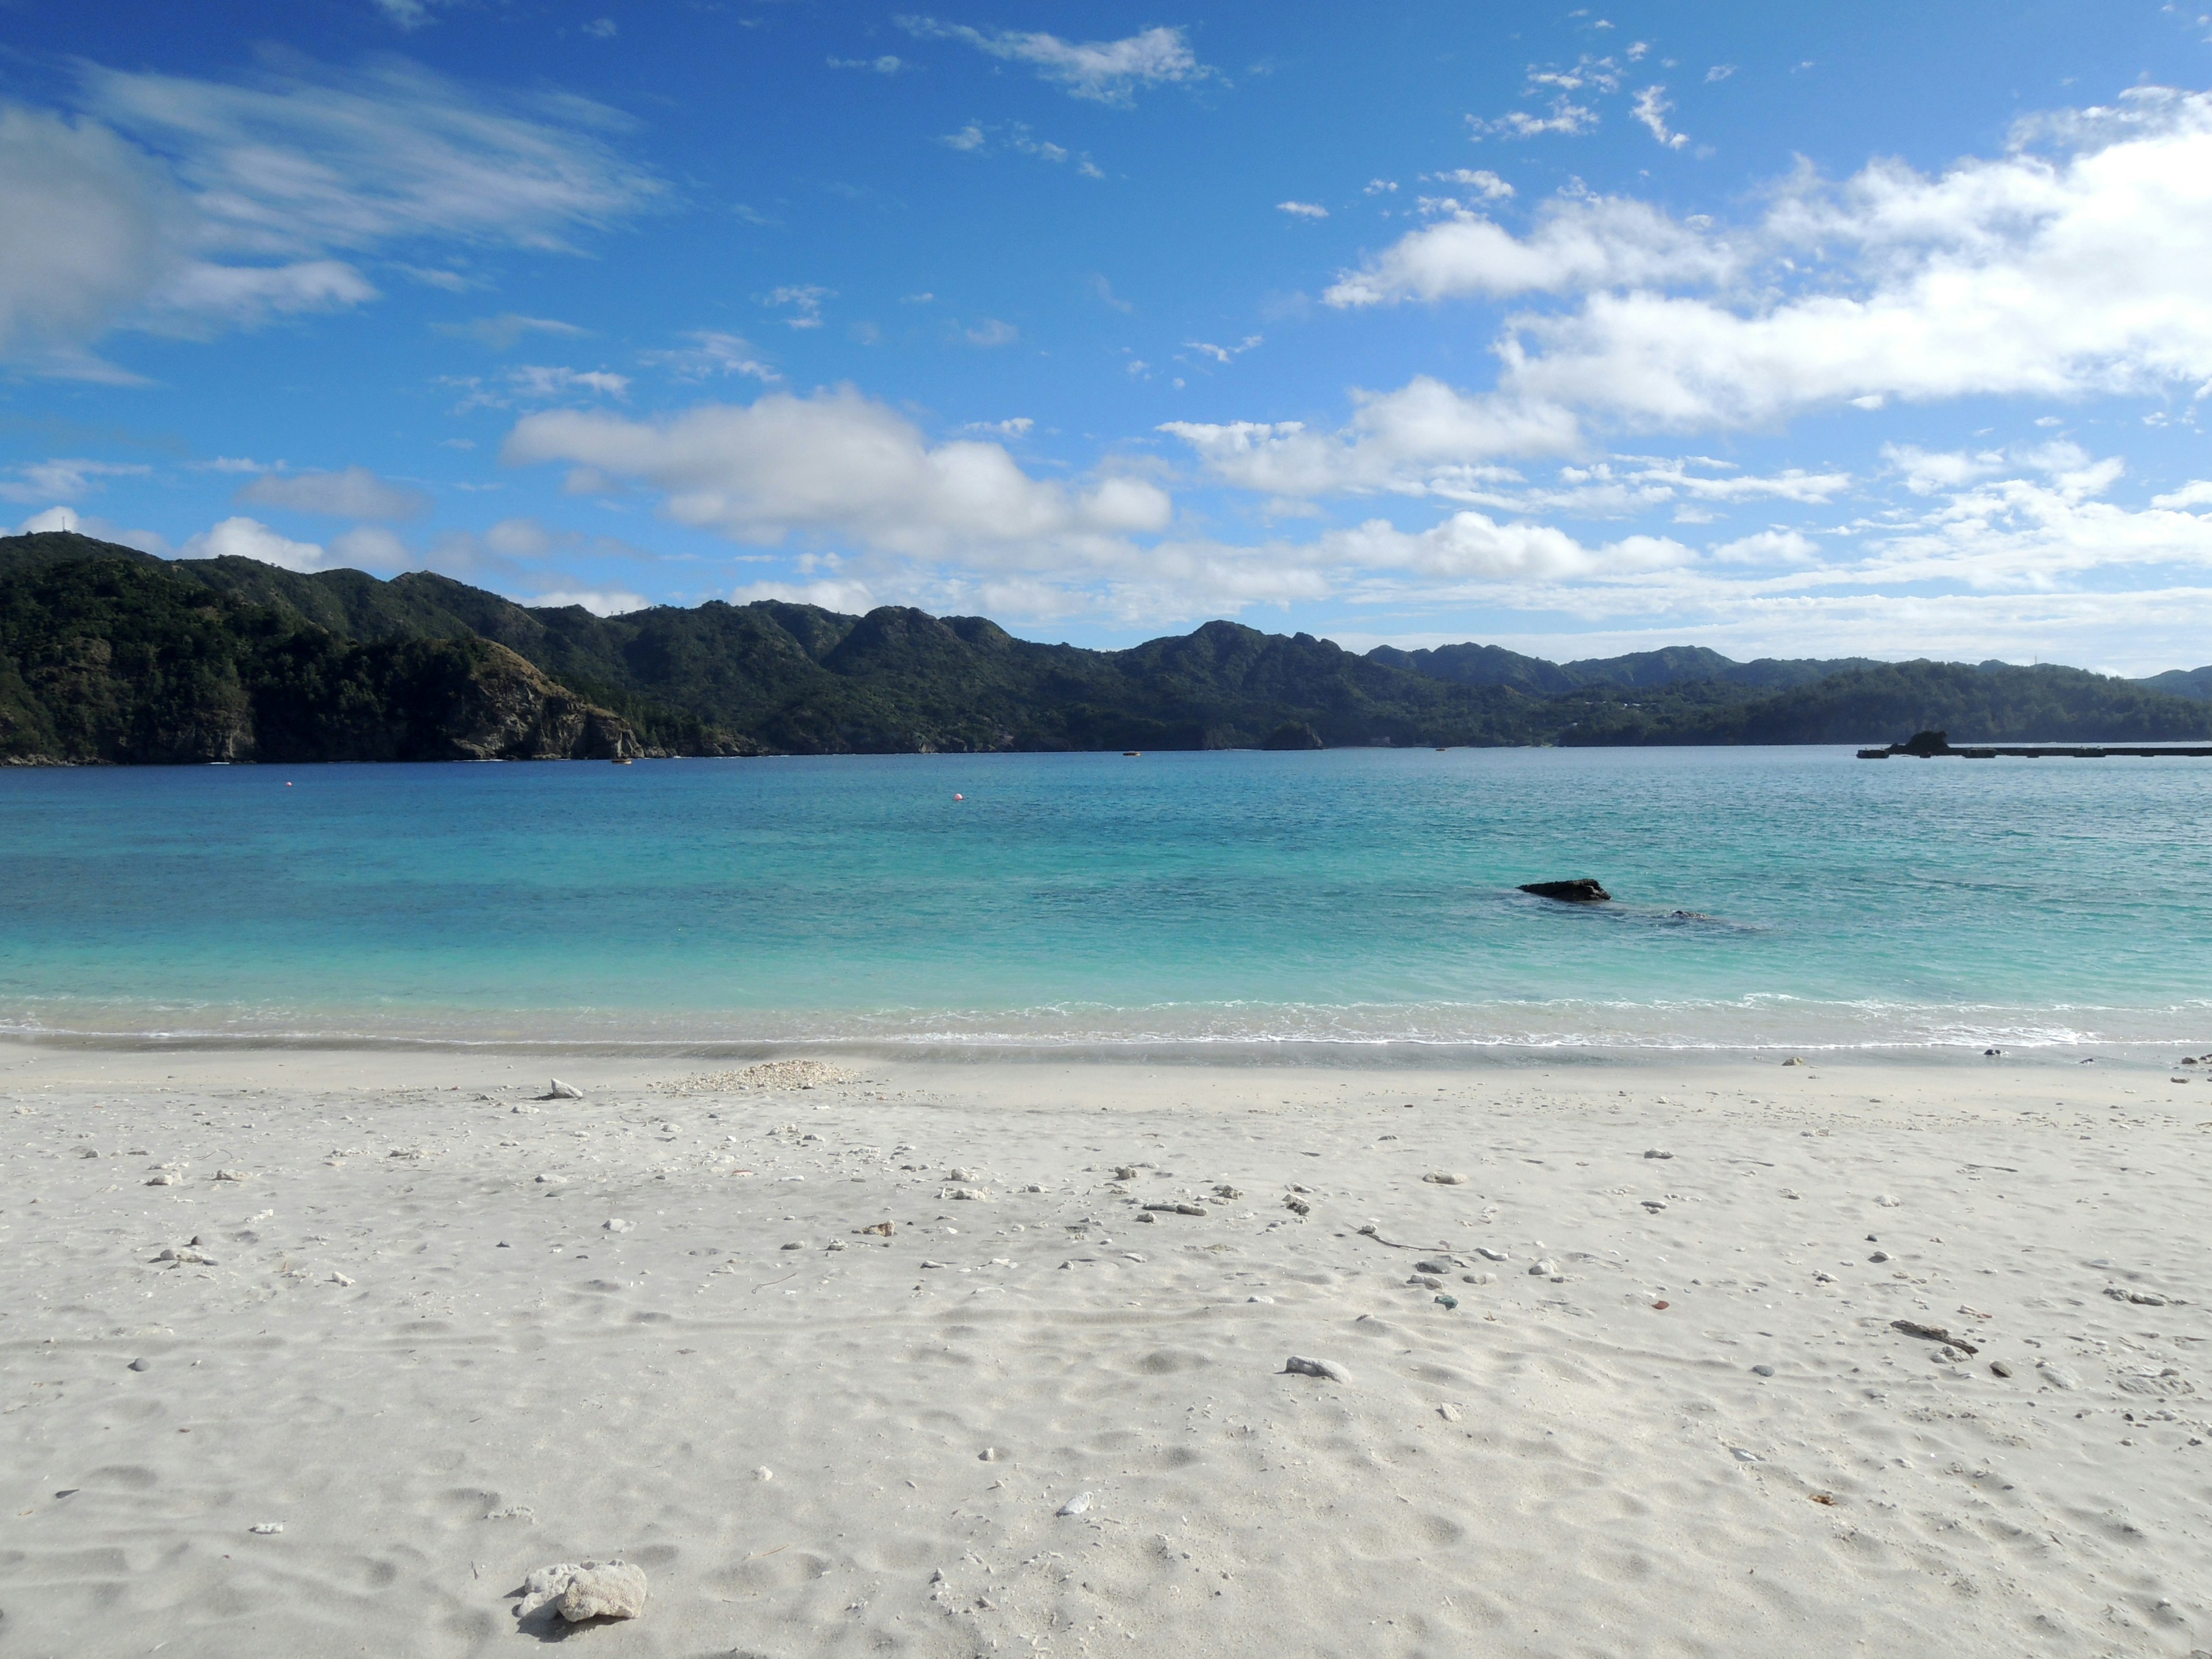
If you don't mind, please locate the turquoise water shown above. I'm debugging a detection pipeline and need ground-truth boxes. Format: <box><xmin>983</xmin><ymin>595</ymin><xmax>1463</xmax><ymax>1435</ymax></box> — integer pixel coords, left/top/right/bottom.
<box><xmin>2</xmin><ymin>748</ymin><xmax>2208</xmax><ymax>1052</ymax></box>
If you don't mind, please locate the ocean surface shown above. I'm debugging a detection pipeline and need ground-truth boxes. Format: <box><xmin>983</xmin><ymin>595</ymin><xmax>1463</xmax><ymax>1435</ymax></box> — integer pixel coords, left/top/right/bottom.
<box><xmin>3</xmin><ymin>748</ymin><xmax>2208</xmax><ymax>1054</ymax></box>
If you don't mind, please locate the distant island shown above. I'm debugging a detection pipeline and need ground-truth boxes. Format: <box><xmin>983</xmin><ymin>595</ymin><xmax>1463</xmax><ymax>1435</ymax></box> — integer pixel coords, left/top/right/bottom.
<box><xmin>3</xmin><ymin>529</ymin><xmax>2209</xmax><ymax>765</ymax></box>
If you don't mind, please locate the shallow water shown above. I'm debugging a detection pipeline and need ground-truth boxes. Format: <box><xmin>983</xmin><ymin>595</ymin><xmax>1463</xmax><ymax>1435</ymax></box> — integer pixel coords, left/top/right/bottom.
<box><xmin>3</xmin><ymin>747</ymin><xmax>2207</xmax><ymax>1051</ymax></box>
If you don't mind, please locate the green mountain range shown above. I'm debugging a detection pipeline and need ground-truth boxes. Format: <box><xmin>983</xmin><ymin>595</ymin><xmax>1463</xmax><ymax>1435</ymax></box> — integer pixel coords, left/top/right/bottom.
<box><xmin>4</xmin><ymin>530</ymin><xmax>2209</xmax><ymax>764</ymax></box>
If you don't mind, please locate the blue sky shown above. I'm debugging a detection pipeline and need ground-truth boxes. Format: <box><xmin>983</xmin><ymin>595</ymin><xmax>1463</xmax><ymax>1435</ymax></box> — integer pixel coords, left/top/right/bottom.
<box><xmin>4</xmin><ymin>2</ymin><xmax>2212</xmax><ymax>671</ymax></box>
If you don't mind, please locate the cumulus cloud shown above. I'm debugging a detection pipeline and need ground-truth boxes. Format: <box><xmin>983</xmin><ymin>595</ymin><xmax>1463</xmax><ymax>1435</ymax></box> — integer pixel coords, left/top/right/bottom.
<box><xmin>1277</xmin><ymin>200</ymin><xmax>1328</xmax><ymax>219</ymax></box>
<box><xmin>180</xmin><ymin>514</ymin><xmax>332</xmax><ymax>571</ymax></box>
<box><xmin>1631</xmin><ymin>86</ymin><xmax>1687</xmax><ymax>149</ymax></box>
<box><xmin>1469</xmin><ymin>100</ymin><xmax>1597</xmax><ymax>140</ymax></box>
<box><xmin>531</xmin><ymin>588</ymin><xmax>650</xmax><ymax>615</ymax></box>
<box><xmin>502</xmin><ymin>385</ymin><xmax>1174</xmax><ymax>562</ymax></box>
<box><xmin>0</xmin><ymin>54</ymin><xmax>662</xmax><ymax>372</ymax></box>
<box><xmin>1425</xmin><ymin>168</ymin><xmax>1514</xmax><ymax>199</ymax></box>
<box><xmin>1161</xmin><ymin>376</ymin><xmax>1580</xmax><ymax>498</ymax></box>
<box><xmin>896</xmin><ymin>19</ymin><xmax>1210</xmax><ymax>104</ymax></box>
<box><xmin>1326</xmin><ymin>194</ymin><xmax>1733</xmax><ymax>306</ymax></box>
<box><xmin>1324</xmin><ymin>512</ymin><xmax>1690</xmax><ymax>581</ymax></box>
<box><xmin>236</xmin><ymin>465</ymin><xmax>429</xmax><ymax>519</ymax></box>
<box><xmin>1214</xmin><ymin>84</ymin><xmax>2212</xmax><ymax>507</ymax></box>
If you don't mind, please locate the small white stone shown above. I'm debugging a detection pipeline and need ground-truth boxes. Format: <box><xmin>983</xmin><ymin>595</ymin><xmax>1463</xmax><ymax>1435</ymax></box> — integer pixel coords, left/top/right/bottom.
<box><xmin>604</xmin><ymin>1218</ymin><xmax>632</xmax><ymax>1233</ymax></box>
<box><xmin>754</xmin><ymin>1465</ymin><xmax>772</xmax><ymax>1480</ymax></box>
<box><xmin>1529</xmin><ymin>1259</ymin><xmax>1558</xmax><ymax>1277</ymax></box>
<box><xmin>1422</xmin><ymin>1172</ymin><xmax>1468</xmax><ymax>1185</ymax></box>
<box><xmin>1475</xmin><ymin>1246</ymin><xmax>1509</xmax><ymax>1262</ymax></box>
<box><xmin>1057</xmin><ymin>1491</ymin><xmax>1093</xmax><ymax>1516</ymax></box>
<box><xmin>328</xmin><ymin>1272</ymin><xmax>354</xmax><ymax>1286</ymax></box>
<box><xmin>1282</xmin><ymin>1354</ymin><xmax>1349</xmax><ymax>1382</ymax></box>
<box><xmin>547</xmin><ymin>1080</ymin><xmax>585</xmax><ymax>1100</ymax></box>
<box><xmin>249</xmin><ymin>1521</ymin><xmax>285</xmax><ymax>1534</ymax></box>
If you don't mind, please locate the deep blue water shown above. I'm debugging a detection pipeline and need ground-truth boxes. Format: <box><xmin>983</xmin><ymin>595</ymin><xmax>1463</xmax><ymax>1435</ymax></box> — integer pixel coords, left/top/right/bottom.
<box><xmin>3</xmin><ymin>748</ymin><xmax>2207</xmax><ymax>1051</ymax></box>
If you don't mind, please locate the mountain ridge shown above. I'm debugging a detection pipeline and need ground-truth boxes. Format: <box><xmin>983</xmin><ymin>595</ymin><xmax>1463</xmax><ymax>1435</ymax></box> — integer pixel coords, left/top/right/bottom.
<box><xmin>3</xmin><ymin>531</ymin><xmax>2209</xmax><ymax>762</ymax></box>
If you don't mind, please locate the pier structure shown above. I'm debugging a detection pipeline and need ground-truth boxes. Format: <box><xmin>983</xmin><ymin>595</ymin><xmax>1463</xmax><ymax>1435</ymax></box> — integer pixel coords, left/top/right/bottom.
<box><xmin>1858</xmin><ymin>729</ymin><xmax>2212</xmax><ymax>760</ymax></box>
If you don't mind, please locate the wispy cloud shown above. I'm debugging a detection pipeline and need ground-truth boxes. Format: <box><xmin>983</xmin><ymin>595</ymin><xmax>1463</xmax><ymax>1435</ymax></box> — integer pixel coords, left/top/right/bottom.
<box><xmin>641</xmin><ymin>331</ymin><xmax>779</xmax><ymax>382</ymax></box>
<box><xmin>0</xmin><ymin>54</ymin><xmax>664</xmax><ymax>377</ymax></box>
<box><xmin>896</xmin><ymin>18</ymin><xmax>1211</xmax><ymax>104</ymax></box>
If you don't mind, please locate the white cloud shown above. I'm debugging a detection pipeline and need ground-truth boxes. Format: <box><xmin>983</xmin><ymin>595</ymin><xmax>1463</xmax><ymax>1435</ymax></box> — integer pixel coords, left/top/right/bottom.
<box><xmin>641</xmin><ymin>330</ymin><xmax>778</xmax><ymax>382</ymax></box>
<box><xmin>82</xmin><ymin>56</ymin><xmax>661</xmax><ymax>255</ymax></box>
<box><xmin>1424</xmin><ymin>168</ymin><xmax>1514</xmax><ymax>199</ymax></box>
<box><xmin>1469</xmin><ymin>99</ymin><xmax>1597</xmax><ymax>140</ymax></box>
<box><xmin>2150</xmin><ymin>480</ymin><xmax>2212</xmax><ymax>509</ymax></box>
<box><xmin>959</xmin><ymin>416</ymin><xmax>1033</xmax><ymax>437</ymax></box>
<box><xmin>941</xmin><ymin>124</ymin><xmax>986</xmax><ymax>152</ymax></box>
<box><xmin>1365</xmin><ymin>179</ymin><xmax>1397</xmax><ymax>195</ymax></box>
<box><xmin>371</xmin><ymin>0</ymin><xmax>441</xmax><ymax>29</ymax></box>
<box><xmin>764</xmin><ymin>285</ymin><xmax>831</xmax><ymax>328</ymax></box>
<box><xmin>0</xmin><ymin>457</ymin><xmax>153</xmax><ymax>504</ymax></box>
<box><xmin>582</xmin><ymin>18</ymin><xmax>618</xmax><ymax>40</ymax></box>
<box><xmin>1883</xmin><ymin>443</ymin><xmax>2006</xmax><ymax>495</ymax></box>
<box><xmin>1631</xmin><ymin>86</ymin><xmax>1687</xmax><ymax>149</ymax></box>
<box><xmin>0</xmin><ymin>55</ymin><xmax>661</xmax><ymax>372</ymax></box>
<box><xmin>1185</xmin><ymin>335</ymin><xmax>1262</xmax><ymax>364</ymax></box>
<box><xmin>1277</xmin><ymin>200</ymin><xmax>1328</xmax><ymax>219</ymax></box>
<box><xmin>529</xmin><ymin>588</ymin><xmax>649</xmax><ymax>615</ymax></box>
<box><xmin>897</xmin><ymin>19</ymin><xmax>1210</xmax><ymax>104</ymax></box>
<box><xmin>1706</xmin><ymin>65</ymin><xmax>1736</xmax><ymax>84</ymax></box>
<box><xmin>0</xmin><ymin>105</ymin><xmax>175</xmax><ymax>378</ymax></box>
<box><xmin>11</xmin><ymin>503</ymin><xmax>169</xmax><ymax>552</ymax></box>
<box><xmin>1252</xmin><ymin>85</ymin><xmax>2212</xmax><ymax>486</ymax></box>
<box><xmin>1324</xmin><ymin>512</ymin><xmax>1690</xmax><ymax>580</ymax></box>
<box><xmin>441</xmin><ymin>313</ymin><xmax>586</xmax><ymax>350</ymax></box>
<box><xmin>1161</xmin><ymin>376</ymin><xmax>1580</xmax><ymax>497</ymax></box>
<box><xmin>180</xmin><ymin>514</ymin><xmax>331</xmax><ymax>571</ymax></box>
<box><xmin>1325</xmin><ymin>194</ymin><xmax>1733</xmax><ymax>306</ymax></box>
<box><xmin>327</xmin><ymin>524</ymin><xmax>412</xmax><ymax>571</ymax></box>
<box><xmin>502</xmin><ymin>386</ymin><xmax>1175</xmax><ymax>562</ymax></box>
<box><xmin>236</xmin><ymin>465</ymin><xmax>429</xmax><ymax>519</ymax></box>
<box><xmin>963</xmin><ymin>318</ymin><xmax>1018</xmax><ymax>347</ymax></box>
<box><xmin>829</xmin><ymin>55</ymin><xmax>905</xmax><ymax>74</ymax></box>
<box><xmin>1514</xmin><ymin>89</ymin><xmax>2212</xmax><ymax>430</ymax></box>
<box><xmin>442</xmin><ymin>364</ymin><xmax>631</xmax><ymax>411</ymax></box>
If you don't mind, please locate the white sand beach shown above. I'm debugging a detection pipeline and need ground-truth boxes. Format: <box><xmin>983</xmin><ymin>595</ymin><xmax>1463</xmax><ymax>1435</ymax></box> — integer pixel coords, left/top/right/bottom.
<box><xmin>1</xmin><ymin>1043</ymin><xmax>2206</xmax><ymax>1657</ymax></box>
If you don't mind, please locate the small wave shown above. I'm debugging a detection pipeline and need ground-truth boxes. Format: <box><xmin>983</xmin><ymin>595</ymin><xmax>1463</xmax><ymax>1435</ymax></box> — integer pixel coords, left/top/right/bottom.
<box><xmin>4</xmin><ymin>993</ymin><xmax>2206</xmax><ymax>1056</ymax></box>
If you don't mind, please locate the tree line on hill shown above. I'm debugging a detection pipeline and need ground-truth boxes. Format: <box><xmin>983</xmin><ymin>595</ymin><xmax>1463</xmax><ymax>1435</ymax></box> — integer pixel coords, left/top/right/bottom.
<box><xmin>2</xmin><ymin>530</ymin><xmax>2207</xmax><ymax>764</ymax></box>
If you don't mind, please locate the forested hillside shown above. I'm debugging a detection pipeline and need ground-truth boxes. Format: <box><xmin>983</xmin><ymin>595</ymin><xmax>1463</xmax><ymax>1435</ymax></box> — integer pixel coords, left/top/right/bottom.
<box><xmin>4</xmin><ymin>531</ymin><xmax>2207</xmax><ymax>762</ymax></box>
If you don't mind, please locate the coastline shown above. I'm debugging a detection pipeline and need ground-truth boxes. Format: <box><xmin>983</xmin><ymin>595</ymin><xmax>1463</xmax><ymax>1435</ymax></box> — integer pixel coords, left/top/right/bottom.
<box><xmin>4</xmin><ymin>1040</ymin><xmax>2206</xmax><ymax>1654</ymax></box>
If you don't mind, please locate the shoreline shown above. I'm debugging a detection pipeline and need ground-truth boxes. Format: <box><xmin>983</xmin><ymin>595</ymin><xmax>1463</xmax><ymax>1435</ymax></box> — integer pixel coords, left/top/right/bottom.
<box><xmin>4</xmin><ymin>1028</ymin><xmax>2205</xmax><ymax>1075</ymax></box>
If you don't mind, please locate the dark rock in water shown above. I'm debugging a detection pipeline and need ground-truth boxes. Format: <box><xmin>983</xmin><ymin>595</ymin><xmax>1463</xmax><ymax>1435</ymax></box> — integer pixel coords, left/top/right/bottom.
<box><xmin>1520</xmin><ymin>878</ymin><xmax>1611</xmax><ymax>903</ymax></box>
<box><xmin>1263</xmin><ymin>721</ymin><xmax>1325</xmax><ymax>751</ymax></box>
<box><xmin>1898</xmin><ymin>729</ymin><xmax>1951</xmax><ymax>756</ymax></box>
